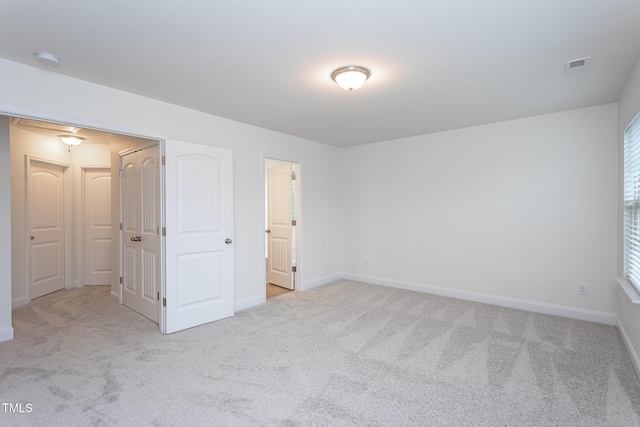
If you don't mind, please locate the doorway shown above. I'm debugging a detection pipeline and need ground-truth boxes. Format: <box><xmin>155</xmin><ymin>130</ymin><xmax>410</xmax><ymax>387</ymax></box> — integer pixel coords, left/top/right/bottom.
<box><xmin>5</xmin><ymin>112</ymin><xmax>236</xmax><ymax>336</ymax></box>
<box><xmin>265</xmin><ymin>158</ymin><xmax>300</xmax><ymax>299</ymax></box>
<box><xmin>8</xmin><ymin>118</ymin><xmax>149</xmax><ymax>310</ymax></box>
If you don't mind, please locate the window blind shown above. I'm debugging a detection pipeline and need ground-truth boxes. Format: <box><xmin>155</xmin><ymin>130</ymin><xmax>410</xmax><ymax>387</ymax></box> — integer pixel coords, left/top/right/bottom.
<box><xmin>624</xmin><ymin>112</ymin><xmax>640</xmax><ymax>293</ymax></box>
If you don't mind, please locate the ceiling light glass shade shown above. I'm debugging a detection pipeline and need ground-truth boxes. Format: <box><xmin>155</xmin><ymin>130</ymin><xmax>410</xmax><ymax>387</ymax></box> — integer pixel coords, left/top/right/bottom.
<box><xmin>331</xmin><ymin>66</ymin><xmax>370</xmax><ymax>91</ymax></box>
<box><xmin>58</xmin><ymin>135</ymin><xmax>85</xmax><ymax>146</ymax></box>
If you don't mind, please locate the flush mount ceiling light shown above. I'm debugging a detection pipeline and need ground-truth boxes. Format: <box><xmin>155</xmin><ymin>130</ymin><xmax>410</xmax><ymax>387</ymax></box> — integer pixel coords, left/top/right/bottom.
<box><xmin>331</xmin><ymin>66</ymin><xmax>371</xmax><ymax>91</ymax></box>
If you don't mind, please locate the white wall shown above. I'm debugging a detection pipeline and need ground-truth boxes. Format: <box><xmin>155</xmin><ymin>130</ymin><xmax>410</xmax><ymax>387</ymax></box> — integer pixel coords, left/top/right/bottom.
<box><xmin>0</xmin><ymin>116</ymin><xmax>12</xmax><ymax>341</ymax></box>
<box><xmin>617</xmin><ymin>57</ymin><xmax>640</xmax><ymax>375</ymax></box>
<box><xmin>342</xmin><ymin>104</ymin><xmax>618</xmax><ymax>323</ymax></box>
<box><xmin>0</xmin><ymin>58</ymin><xmax>342</xmax><ymax>340</ymax></box>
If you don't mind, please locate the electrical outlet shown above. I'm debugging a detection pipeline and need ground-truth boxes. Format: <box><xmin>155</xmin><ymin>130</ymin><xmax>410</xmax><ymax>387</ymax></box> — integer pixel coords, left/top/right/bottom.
<box><xmin>577</xmin><ymin>283</ymin><xmax>588</xmax><ymax>296</ymax></box>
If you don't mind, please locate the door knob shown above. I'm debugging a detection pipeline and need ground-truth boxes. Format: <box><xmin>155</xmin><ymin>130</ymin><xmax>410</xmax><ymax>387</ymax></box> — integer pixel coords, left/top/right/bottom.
<box><xmin>30</xmin><ymin>235</ymin><xmax>34</xmax><ymax>240</ymax></box>
<box><xmin>225</xmin><ymin>238</ymin><xmax>232</xmax><ymax>244</ymax></box>
<box><xmin>265</xmin><ymin>229</ymin><xmax>270</xmax><ymax>234</ymax></box>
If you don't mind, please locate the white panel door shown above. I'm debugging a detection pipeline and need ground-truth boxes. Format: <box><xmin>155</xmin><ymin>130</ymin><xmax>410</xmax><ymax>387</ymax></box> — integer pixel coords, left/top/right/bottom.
<box><xmin>84</xmin><ymin>169</ymin><xmax>111</xmax><ymax>285</ymax></box>
<box><xmin>164</xmin><ymin>140</ymin><xmax>233</xmax><ymax>334</ymax></box>
<box><xmin>266</xmin><ymin>164</ymin><xmax>293</xmax><ymax>290</ymax></box>
<box><xmin>29</xmin><ymin>160</ymin><xmax>65</xmax><ymax>299</ymax></box>
<box><xmin>121</xmin><ymin>146</ymin><xmax>160</xmax><ymax>323</ymax></box>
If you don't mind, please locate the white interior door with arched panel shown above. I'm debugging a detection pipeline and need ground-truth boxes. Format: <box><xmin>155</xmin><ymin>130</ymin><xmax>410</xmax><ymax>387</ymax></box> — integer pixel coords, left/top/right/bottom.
<box><xmin>163</xmin><ymin>140</ymin><xmax>234</xmax><ymax>334</ymax></box>
<box><xmin>120</xmin><ymin>144</ymin><xmax>161</xmax><ymax>323</ymax></box>
<box><xmin>83</xmin><ymin>167</ymin><xmax>111</xmax><ymax>286</ymax></box>
<box><xmin>27</xmin><ymin>158</ymin><xmax>68</xmax><ymax>300</ymax></box>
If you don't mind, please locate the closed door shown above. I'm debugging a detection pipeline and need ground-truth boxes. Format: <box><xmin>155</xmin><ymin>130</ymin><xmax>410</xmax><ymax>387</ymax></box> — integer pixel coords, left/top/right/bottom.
<box><xmin>84</xmin><ymin>168</ymin><xmax>112</xmax><ymax>285</ymax></box>
<box><xmin>266</xmin><ymin>163</ymin><xmax>293</xmax><ymax>290</ymax></box>
<box><xmin>29</xmin><ymin>160</ymin><xmax>65</xmax><ymax>299</ymax></box>
<box><xmin>121</xmin><ymin>145</ymin><xmax>160</xmax><ymax>323</ymax></box>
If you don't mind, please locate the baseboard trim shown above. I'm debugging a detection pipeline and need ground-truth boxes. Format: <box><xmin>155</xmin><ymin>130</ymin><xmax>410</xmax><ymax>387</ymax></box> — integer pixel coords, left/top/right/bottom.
<box><xmin>342</xmin><ymin>273</ymin><xmax>617</xmax><ymax>325</ymax></box>
<box><xmin>303</xmin><ymin>274</ymin><xmax>342</xmax><ymax>291</ymax></box>
<box><xmin>0</xmin><ymin>326</ymin><xmax>14</xmax><ymax>343</ymax></box>
<box><xmin>235</xmin><ymin>294</ymin><xmax>265</xmax><ymax>312</ymax></box>
<box><xmin>617</xmin><ymin>316</ymin><xmax>640</xmax><ymax>380</ymax></box>
<box><xmin>12</xmin><ymin>296</ymin><xmax>28</xmax><ymax>310</ymax></box>
<box><xmin>109</xmin><ymin>291</ymin><xmax>119</xmax><ymax>304</ymax></box>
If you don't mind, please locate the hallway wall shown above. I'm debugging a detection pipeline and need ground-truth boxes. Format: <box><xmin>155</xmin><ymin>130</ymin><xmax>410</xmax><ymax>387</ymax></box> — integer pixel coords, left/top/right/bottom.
<box><xmin>9</xmin><ymin>125</ymin><xmax>111</xmax><ymax>307</ymax></box>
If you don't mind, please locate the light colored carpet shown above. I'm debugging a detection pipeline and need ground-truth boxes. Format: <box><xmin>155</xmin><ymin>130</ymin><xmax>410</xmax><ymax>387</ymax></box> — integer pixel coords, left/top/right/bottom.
<box><xmin>2</xmin><ymin>280</ymin><xmax>640</xmax><ymax>426</ymax></box>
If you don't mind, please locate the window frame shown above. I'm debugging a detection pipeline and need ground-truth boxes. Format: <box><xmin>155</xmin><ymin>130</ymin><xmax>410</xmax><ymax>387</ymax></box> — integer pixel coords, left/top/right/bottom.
<box><xmin>623</xmin><ymin>112</ymin><xmax>640</xmax><ymax>294</ymax></box>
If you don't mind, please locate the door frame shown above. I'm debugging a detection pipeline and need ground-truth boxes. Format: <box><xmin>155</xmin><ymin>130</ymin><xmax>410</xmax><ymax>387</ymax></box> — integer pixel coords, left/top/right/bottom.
<box><xmin>1</xmin><ymin>103</ymin><xmax>166</xmax><ymax>328</ymax></box>
<box><xmin>263</xmin><ymin>155</ymin><xmax>302</xmax><ymax>296</ymax></box>
<box><xmin>25</xmin><ymin>155</ymin><xmax>72</xmax><ymax>303</ymax></box>
<box><xmin>79</xmin><ymin>165</ymin><xmax>111</xmax><ymax>287</ymax></box>
<box><xmin>118</xmin><ymin>140</ymin><xmax>163</xmax><ymax>325</ymax></box>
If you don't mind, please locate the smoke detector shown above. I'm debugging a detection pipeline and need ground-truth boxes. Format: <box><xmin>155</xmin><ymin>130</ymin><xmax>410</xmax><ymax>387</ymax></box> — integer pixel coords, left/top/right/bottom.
<box><xmin>564</xmin><ymin>57</ymin><xmax>591</xmax><ymax>76</ymax></box>
<box><xmin>35</xmin><ymin>51</ymin><xmax>60</xmax><ymax>66</ymax></box>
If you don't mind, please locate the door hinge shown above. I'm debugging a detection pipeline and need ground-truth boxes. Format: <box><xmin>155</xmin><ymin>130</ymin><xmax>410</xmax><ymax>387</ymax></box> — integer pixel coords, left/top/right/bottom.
<box><xmin>163</xmin><ymin>297</ymin><xmax>166</xmax><ymax>307</ymax></box>
<box><xmin>119</xmin><ymin>169</ymin><xmax>123</xmax><ymax>177</ymax></box>
<box><xmin>292</xmin><ymin>219</ymin><xmax>296</xmax><ymax>226</ymax></box>
<box><xmin>157</xmin><ymin>292</ymin><xmax>160</xmax><ymax>301</ymax></box>
<box><xmin>120</xmin><ymin>276</ymin><xmax>123</xmax><ymax>284</ymax></box>
<box><xmin>292</xmin><ymin>266</ymin><xmax>297</xmax><ymax>273</ymax></box>
<box><xmin>162</xmin><ymin>227</ymin><xmax>166</xmax><ymax>236</ymax></box>
<box><xmin>162</xmin><ymin>156</ymin><xmax>166</xmax><ymax>165</ymax></box>
<box><xmin>291</xmin><ymin>171</ymin><xmax>296</xmax><ymax>180</ymax></box>
<box><xmin>119</xmin><ymin>222</ymin><xmax>123</xmax><ymax>231</ymax></box>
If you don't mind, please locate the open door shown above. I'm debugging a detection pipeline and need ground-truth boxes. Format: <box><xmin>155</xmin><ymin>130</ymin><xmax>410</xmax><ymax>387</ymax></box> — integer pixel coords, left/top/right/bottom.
<box><xmin>121</xmin><ymin>145</ymin><xmax>160</xmax><ymax>323</ymax></box>
<box><xmin>163</xmin><ymin>140</ymin><xmax>234</xmax><ymax>334</ymax></box>
<box><xmin>266</xmin><ymin>163</ymin><xmax>294</xmax><ymax>290</ymax></box>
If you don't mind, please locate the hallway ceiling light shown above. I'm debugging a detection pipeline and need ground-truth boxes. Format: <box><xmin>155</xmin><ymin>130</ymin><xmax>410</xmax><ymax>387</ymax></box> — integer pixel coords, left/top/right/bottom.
<box><xmin>58</xmin><ymin>135</ymin><xmax>84</xmax><ymax>146</ymax></box>
<box><xmin>58</xmin><ymin>132</ymin><xmax>85</xmax><ymax>152</ymax></box>
<box><xmin>331</xmin><ymin>66</ymin><xmax>370</xmax><ymax>91</ymax></box>
<box><xmin>58</xmin><ymin>125</ymin><xmax>84</xmax><ymax>147</ymax></box>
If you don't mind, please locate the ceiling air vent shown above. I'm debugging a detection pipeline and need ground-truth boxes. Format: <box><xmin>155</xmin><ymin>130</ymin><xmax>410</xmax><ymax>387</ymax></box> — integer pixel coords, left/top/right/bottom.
<box><xmin>10</xmin><ymin>118</ymin><xmax>80</xmax><ymax>134</ymax></box>
<box><xmin>564</xmin><ymin>57</ymin><xmax>591</xmax><ymax>76</ymax></box>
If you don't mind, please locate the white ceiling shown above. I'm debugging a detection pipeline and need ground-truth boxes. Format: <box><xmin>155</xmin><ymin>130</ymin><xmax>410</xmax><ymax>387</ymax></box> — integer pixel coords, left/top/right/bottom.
<box><xmin>1</xmin><ymin>1</ymin><xmax>639</xmax><ymax>147</ymax></box>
